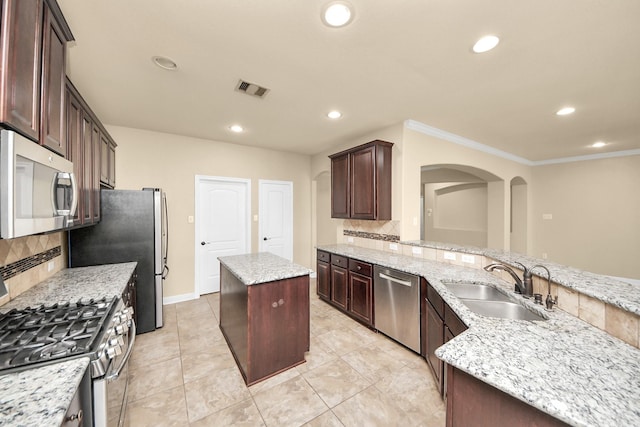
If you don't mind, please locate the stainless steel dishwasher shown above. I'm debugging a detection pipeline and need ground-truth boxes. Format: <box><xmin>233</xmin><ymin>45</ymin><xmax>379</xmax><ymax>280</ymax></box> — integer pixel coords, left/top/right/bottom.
<box><xmin>373</xmin><ymin>266</ymin><xmax>420</xmax><ymax>353</ymax></box>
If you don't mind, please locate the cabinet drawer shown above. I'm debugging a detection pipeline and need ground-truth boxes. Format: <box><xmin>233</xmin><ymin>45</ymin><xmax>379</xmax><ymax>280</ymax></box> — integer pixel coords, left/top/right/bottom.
<box><xmin>331</xmin><ymin>254</ymin><xmax>348</xmax><ymax>268</ymax></box>
<box><xmin>317</xmin><ymin>250</ymin><xmax>330</xmax><ymax>263</ymax></box>
<box><xmin>445</xmin><ymin>305</ymin><xmax>468</xmax><ymax>337</ymax></box>
<box><xmin>426</xmin><ymin>282</ymin><xmax>444</xmax><ymax>318</ymax></box>
<box><xmin>348</xmin><ymin>259</ymin><xmax>372</xmax><ymax>277</ymax></box>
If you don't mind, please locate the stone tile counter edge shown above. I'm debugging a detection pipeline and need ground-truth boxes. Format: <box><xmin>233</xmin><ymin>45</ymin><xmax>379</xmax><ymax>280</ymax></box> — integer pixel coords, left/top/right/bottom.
<box><xmin>0</xmin><ymin>357</ymin><xmax>90</xmax><ymax>427</ymax></box>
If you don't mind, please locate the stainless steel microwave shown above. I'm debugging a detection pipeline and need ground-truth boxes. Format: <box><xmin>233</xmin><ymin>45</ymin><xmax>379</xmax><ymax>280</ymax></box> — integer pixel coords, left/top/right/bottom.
<box><xmin>1</xmin><ymin>129</ymin><xmax>77</xmax><ymax>239</ymax></box>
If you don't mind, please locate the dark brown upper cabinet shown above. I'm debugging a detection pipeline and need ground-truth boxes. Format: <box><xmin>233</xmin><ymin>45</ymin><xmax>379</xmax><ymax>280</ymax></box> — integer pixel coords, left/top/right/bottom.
<box><xmin>0</xmin><ymin>0</ymin><xmax>73</xmax><ymax>154</ymax></box>
<box><xmin>329</xmin><ymin>140</ymin><xmax>393</xmax><ymax>220</ymax></box>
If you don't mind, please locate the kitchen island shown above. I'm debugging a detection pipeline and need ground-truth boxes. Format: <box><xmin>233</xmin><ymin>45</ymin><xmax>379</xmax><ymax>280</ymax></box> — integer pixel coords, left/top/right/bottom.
<box><xmin>218</xmin><ymin>252</ymin><xmax>312</xmax><ymax>385</ymax></box>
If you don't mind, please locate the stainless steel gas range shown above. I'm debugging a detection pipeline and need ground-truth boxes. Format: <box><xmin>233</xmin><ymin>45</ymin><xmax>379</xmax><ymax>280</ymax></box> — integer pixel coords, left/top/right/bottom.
<box><xmin>0</xmin><ymin>296</ymin><xmax>135</xmax><ymax>427</ymax></box>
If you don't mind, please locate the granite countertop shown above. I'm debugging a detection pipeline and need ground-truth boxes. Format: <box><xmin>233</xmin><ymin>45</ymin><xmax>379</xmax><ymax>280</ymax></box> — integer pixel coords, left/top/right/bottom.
<box><xmin>0</xmin><ymin>262</ymin><xmax>137</xmax><ymax>312</ymax></box>
<box><xmin>0</xmin><ymin>358</ymin><xmax>90</xmax><ymax>427</ymax></box>
<box><xmin>218</xmin><ymin>252</ymin><xmax>312</xmax><ymax>285</ymax></box>
<box><xmin>317</xmin><ymin>244</ymin><xmax>640</xmax><ymax>427</ymax></box>
<box><xmin>0</xmin><ymin>262</ymin><xmax>137</xmax><ymax>425</ymax></box>
<box><xmin>402</xmin><ymin>240</ymin><xmax>640</xmax><ymax>315</ymax></box>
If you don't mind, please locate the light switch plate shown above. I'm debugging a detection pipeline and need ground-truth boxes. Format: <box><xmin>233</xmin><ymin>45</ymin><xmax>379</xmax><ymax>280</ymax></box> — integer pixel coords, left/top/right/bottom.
<box><xmin>412</xmin><ymin>247</ymin><xmax>422</xmax><ymax>255</ymax></box>
<box><xmin>389</xmin><ymin>243</ymin><xmax>398</xmax><ymax>251</ymax></box>
<box><xmin>443</xmin><ymin>252</ymin><xmax>456</xmax><ymax>261</ymax></box>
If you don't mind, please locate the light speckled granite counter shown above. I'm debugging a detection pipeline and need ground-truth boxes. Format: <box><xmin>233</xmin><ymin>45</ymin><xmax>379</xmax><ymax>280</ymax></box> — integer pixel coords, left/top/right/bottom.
<box><xmin>403</xmin><ymin>240</ymin><xmax>640</xmax><ymax>315</ymax></box>
<box><xmin>0</xmin><ymin>262</ymin><xmax>137</xmax><ymax>312</ymax></box>
<box><xmin>317</xmin><ymin>244</ymin><xmax>640</xmax><ymax>427</ymax></box>
<box><xmin>0</xmin><ymin>357</ymin><xmax>89</xmax><ymax>427</ymax></box>
<box><xmin>0</xmin><ymin>262</ymin><xmax>137</xmax><ymax>425</ymax></box>
<box><xmin>218</xmin><ymin>252</ymin><xmax>312</xmax><ymax>285</ymax></box>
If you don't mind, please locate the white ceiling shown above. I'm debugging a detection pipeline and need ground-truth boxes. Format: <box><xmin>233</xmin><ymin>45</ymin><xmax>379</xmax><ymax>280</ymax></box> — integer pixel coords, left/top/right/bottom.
<box><xmin>58</xmin><ymin>0</ymin><xmax>640</xmax><ymax>161</ymax></box>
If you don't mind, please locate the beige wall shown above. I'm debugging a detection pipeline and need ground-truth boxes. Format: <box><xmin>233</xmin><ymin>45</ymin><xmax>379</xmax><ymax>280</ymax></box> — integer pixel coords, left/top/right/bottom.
<box><xmin>401</xmin><ymin>127</ymin><xmax>532</xmax><ymax>248</ymax></box>
<box><xmin>531</xmin><ymin>155</ymin><xmax>640</xmax><ymax>279</ymax></box>
<box><xmin>107</xmin><ymin>125</ymin><xmax>312</xmax><ymax>299</ymax></box>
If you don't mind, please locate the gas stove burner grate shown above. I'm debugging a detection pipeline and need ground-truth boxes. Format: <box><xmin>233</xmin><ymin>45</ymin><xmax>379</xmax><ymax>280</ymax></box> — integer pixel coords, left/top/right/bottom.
<box><xmin>0</xmin><ymin>296</ymin><xmax>117</xmax><ymax>371</ymax></box>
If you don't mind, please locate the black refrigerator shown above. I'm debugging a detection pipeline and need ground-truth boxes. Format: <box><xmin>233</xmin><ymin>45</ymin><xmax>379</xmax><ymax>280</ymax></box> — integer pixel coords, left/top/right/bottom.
<box><xmin>69</xmin><ymin>188</ymin><xmax>168</xmax><ymax>334</ymax></box>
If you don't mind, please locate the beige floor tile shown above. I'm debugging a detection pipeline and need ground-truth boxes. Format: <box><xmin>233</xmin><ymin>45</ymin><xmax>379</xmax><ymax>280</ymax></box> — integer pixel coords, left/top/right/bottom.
<box><xmin>296</xmin><ymin>335</ymin><xmax>339</xmax><ymax>374</ymax></box>
<box><xmin>127</xmin><ymin>357</ymin><xmax>183</xmax><ymax>403</ymax></box>
<box><xmin>179</xmin><ymin>327</ymin><xmax>227</xmax><ymax>355</ymax></box>
<box><xmin>184</xmin><ymin>366</ymin><xmax>252</xmax><ymax>422</ymax></box>
<box><xmin>374</xmin><ymin>364</ymin><xmax>442</xmax><ymax>418</ymax></box>
<box><xmin>332</xmin><ymin>385</ymin><xmax>411</xmax><ymax>426</ymax></box>
<box><xmin>303</xmin><ymin>410</ymin><xmax>344</xmax><ymax>427</ymax></box>
<box><xmin>317</xmin><ymin>328</ymin><xmax>370</xmax><ymax>356</ymax></box>
<box><xmin>189</xmin><ymin>397</ymin><xmax>265</xmax><ymax>427</ymax></box>
<box><xmin>181</xmin><ymin>348</ymin><xmax>236</xmax><ymax>384</ymax></box>
<box><xmin>176</xmin><ymin>298</ymin><xmax>215</xmax><ymax>321</ymax></box>
<box><xmin>252</xmin><ymin>376</ymin><xmax>329</xmax><ymax>427</ymax></box>
<box><xmin>302</xmin><ymin>359</ymin><xmax>371</xmax><ymax>408</ymax></box>
<box><xmin>249</xmin><ymin>366</ymin><xmax>301</xmax><ymax>396</ymax></box>
<box><xmin>340</xmin><ymin>343</ymin><xmax>407</xmax><ymax>383</ymax></box>
<box><xmin>129</xmin><ymin>331</ymin><xmax>181</xmax><ymax>370</ymax></box>
<box><xmin>125</xmin><ymin>385</ymin><xmax>188</xmax><ymax>427</ymax></box>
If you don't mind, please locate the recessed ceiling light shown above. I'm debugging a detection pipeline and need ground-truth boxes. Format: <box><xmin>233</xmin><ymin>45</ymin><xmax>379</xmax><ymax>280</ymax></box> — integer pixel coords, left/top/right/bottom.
<box><xmin>327</xmin><ymin>110</ymin><xmax>342</xmax><ymax>119</ymax></box>
<box><xmin>151</xmin><ymin>56</ymin><xmax>178</xmax><ymax>70</ymax></box>
<box><xmin>229</xmin><ymin>125</ymin><xmax>244</xmax><ymax>133</ymax></box>
<box><xmin>472</xmin><ymin>35</ymin><xmax>500</xmax><ymax>53</ymax></box>
<box><xmin>556</xmin><ymin>107</ymin><xmax>576</xmax><ymax>116</ymax></box>
<box><xmin>322</xmin><ymin>1</ymin><xmax>354</xmax><ymax>27</ymax></box>
<box><xmin>591</xmin><ymin>141</ymin><xmax>606</xmax><ymax>148</ymax></box>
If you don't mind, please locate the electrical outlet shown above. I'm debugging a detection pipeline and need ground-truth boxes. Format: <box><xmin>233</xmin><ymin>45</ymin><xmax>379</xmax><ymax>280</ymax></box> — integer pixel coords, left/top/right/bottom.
<box><xmin>461</xmin><ymin>254</ymin><xmax>475</xmax><ymax>264</ymax></box>
<box><xmin>47</xmin><ymin>261</ymin><xmax>55</xmax><ymax>272</ymax></box>
<box><xmin>443</xmin><ymin>252</ymin><xmax>456</xmax><ymax>261</ymax></box>
<box><xmin>347</xmin><ymin>236</ymin><xmax>354</xmax><ymax>243</ymax></box>
<box><xmin>389</xmin><ymin>243</ymin><xmax>398</xmax><ymax>251</ymax></box>
<box><xmin>187</xmin><ymin>215</ymin><xmax>194</xmax><ymax>223</ymax></box>
<box><xmin>543</xmin><ymin>213</ymin><xmax>553</xmax><ymax>220</ymax></box>
<box><xmin>412</xmin><ymin>247</ymin><xmax>422</xmax><ymax>255</ymax></box>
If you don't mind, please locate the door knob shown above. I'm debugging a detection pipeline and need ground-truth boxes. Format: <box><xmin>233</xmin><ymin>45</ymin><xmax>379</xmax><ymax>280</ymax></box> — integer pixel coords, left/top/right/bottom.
<box><xmin>263</xmin><ymin>237</ymin><xmax>268</xmax><ymax>241</ymax></box>
<box><xmin>201</xmin><ymin>241</ymin><xmax>211</xmax><ymax>246</ymax></box>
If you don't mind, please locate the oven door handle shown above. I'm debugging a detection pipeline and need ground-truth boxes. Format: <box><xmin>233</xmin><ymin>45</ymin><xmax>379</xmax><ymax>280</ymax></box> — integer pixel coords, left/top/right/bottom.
<box><xmin>106</xmin><ymin>320</ymin><xmax>136</xmax><ymax>382</ymax></box>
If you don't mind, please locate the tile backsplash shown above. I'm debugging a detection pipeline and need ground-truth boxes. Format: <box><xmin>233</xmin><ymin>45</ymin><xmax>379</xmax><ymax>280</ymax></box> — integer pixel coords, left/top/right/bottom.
<box><xmin>0</xmin><ymin>232</ymin><xmax>67</xmax><ymax>306</ymax></box>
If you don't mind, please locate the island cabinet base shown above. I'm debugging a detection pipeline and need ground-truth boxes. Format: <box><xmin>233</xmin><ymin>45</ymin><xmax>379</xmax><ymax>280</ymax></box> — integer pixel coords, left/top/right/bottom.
<box><xmin>219</xmin><ymin>265</ymin><xmax>310</xmax><ymax>386</ymax></box>
<box><xmin>446</xmin><ymin>366</ymin><xmax>569</xmax><ymax>427</ymax></box>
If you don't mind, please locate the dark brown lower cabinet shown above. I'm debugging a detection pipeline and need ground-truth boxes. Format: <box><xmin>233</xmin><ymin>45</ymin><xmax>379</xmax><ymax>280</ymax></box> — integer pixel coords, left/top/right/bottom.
<box><xmin>219</xmin><ymin>265</ymin><xmax>310</xmax><ymax>386</ymax></box>
<box><xmin>349</xmin><ymin>272</ymin><xmax>373</xmax><ymax>325</ymax></box>
<box><xmin>317</xmin><ymin>260</ymin><xmax>330</xmax><ymax>300</ymax></box>
<box><xmin>422</xmin><ymin>278</ymin><xmax>446</xmax><ymax>394</ymax></box>
<box><xmin>330</xmin><ymin>255</ymin><xmax>348</xmax><ymax>311</ymax></box>
<box><xmin>317</xmin><ymin>250</ymin><xmax>331</xmax><ymax>301</ymax></box>
<box><xmin>446</xmin><ymin>366</ymin><xmax>569</xmax><ymax>427</ymax></box>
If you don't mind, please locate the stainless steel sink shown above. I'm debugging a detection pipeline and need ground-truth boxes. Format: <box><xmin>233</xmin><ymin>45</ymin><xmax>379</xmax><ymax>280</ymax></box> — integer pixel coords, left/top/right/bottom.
<box><xmin>460</xmin><ymin>300</ymin><xmax>547</xmax><ymax>321</ymax></box>
<box><xmin>444</xmin><ymin>283</ymin><xmax>511</xmax><ymax>302</ymax></box>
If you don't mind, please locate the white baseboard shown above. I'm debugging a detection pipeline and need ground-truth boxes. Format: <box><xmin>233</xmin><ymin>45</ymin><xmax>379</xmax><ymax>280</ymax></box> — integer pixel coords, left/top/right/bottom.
<box><xmin>163</xmin><ymin>292</ymin><xmax>198</xmax><ymax>305</ymax></box>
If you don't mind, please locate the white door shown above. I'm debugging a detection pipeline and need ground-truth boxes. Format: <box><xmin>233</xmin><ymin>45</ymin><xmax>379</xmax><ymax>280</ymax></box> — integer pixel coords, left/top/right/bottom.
<box><xmin>259</xmin><ymin>180</ymin><xmax>293</xmax><ymax>261</ymax></box>
<box><xmin>195</xmin><ymin>176</ymin><xmax>251</xmax><ymax>295</ymax></box>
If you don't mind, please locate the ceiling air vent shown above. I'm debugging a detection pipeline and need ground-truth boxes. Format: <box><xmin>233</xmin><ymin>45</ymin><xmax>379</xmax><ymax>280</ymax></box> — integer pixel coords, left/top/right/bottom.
<box><xmin>235</xmin><ymin>79</ymin><xmax>270</xmax><ymax>99</ymax></box>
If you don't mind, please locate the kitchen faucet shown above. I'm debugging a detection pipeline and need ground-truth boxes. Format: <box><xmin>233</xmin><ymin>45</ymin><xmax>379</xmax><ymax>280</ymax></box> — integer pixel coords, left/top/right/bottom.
<box><xmin>483</xmin><ymin>261</ymin><xmax>532</xmax><ymax>297</ymax></box>
<box><xmin>528</xmin><ymin>264</ymin><xmax>557</xmax><ymax>310</ymax></box>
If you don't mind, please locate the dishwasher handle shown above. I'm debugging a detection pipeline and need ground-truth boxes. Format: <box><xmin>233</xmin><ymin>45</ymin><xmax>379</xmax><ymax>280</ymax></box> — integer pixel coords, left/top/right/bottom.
<box><xmin>378</xmin><ymin>272</ymin><xmax>413</xmax><ymax>287</ymax></box>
